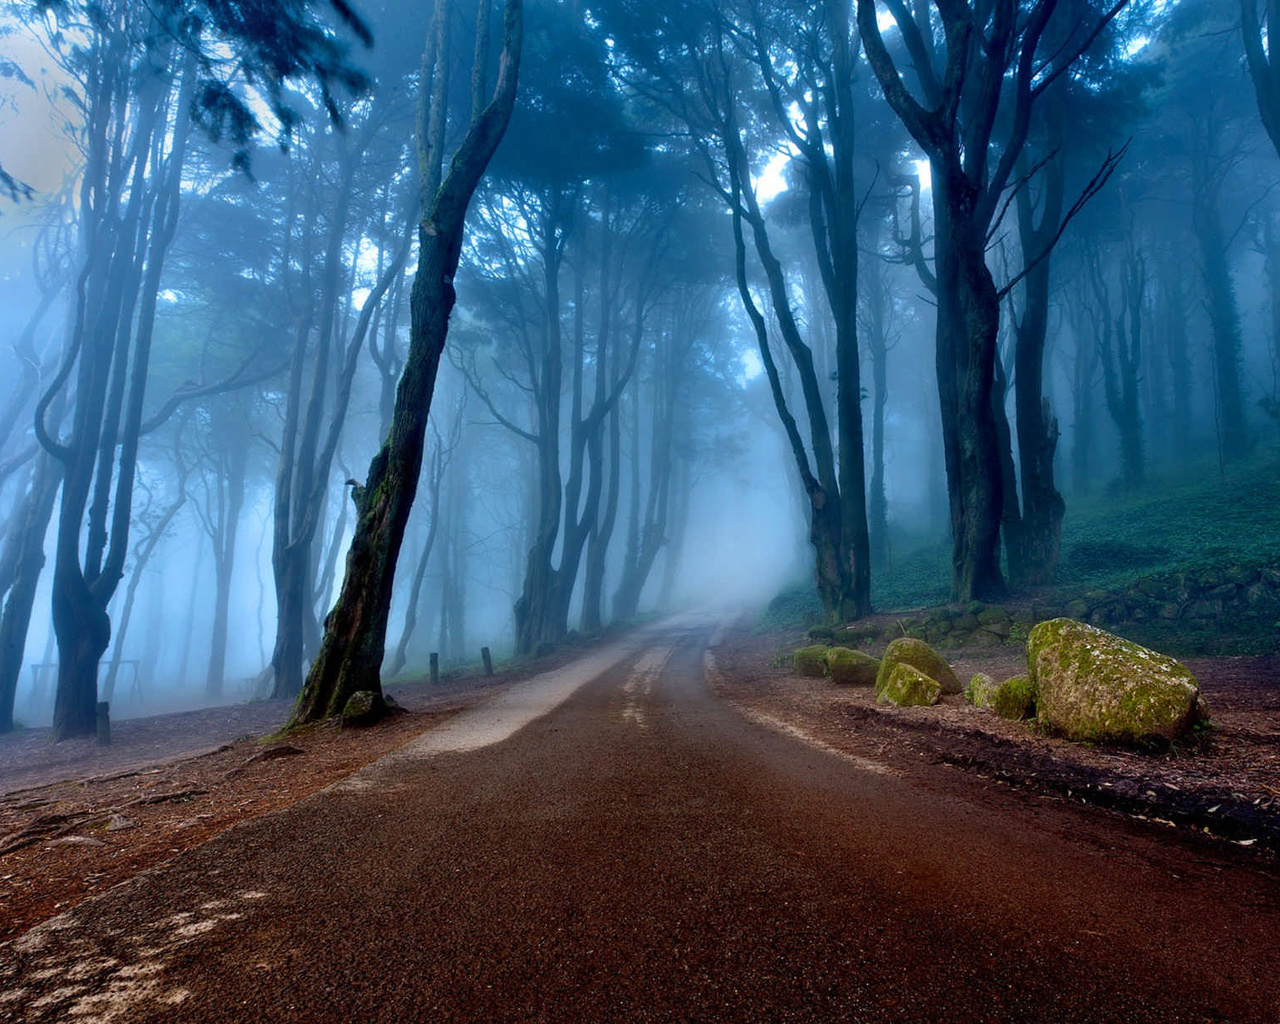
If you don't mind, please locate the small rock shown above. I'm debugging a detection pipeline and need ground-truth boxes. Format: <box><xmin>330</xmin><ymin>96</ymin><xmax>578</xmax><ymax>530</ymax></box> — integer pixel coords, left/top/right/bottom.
<box><xmin>104</xmin><ymin>814</ymin><xmax>135</xmax><ymax>832</ymax></box>
<box><xmin>877</xmin><ymin>662</ymin><xmax>941</xmax><ymax>707</ymax></box>
<box><xmin>341</xmin><ymin>690</ymin><xmax>386</xmax><ymax>725</ymax></box>
<box><xmin>965</xmin><ymin>673</ymin><xmax>999</xmax><ymax>706</ymax></box>
<box><xmin>823</xmin><ymin>647</ymin><xmax>879</xmax><ymax>686</ymax></box>
<box><xmin>53</xmin><ymin>836</ymin><xmax>106</xmax><ymax>848</ymax></box>
<box><xmin>875</xmin><ymin>637</ymin><xmax>962</xmax><ymax>695</ymax></box>
<box><xmin>791</xmin><ymin>645</ymin><xmax>830</xmax><ymax>678</ymax></box>
<box><xmin>246</xmin><ymin>744</ymin><xmax>305</xmax><ymax>764</ymax></box>
<box><xmin>988</xmin><ymin>675</ymin><xmax>1036</xmax><ymax>720</ymax></box>
<box><xmin>976</xmin><ymin>607</ymin><xmax>1009</xmax><ymax>627</ymax></box>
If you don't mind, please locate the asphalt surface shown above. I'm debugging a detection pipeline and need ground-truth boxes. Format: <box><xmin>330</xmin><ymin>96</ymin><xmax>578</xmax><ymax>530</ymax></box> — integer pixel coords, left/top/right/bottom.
<box><xmin>3</xmin><ymin>619</ymin><xmax>1279</xmax><ymax>1022</ymax></box>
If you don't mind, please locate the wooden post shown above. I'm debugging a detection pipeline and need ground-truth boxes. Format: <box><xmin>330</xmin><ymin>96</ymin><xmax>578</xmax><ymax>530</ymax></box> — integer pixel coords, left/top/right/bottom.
<box><xmin>95</xmin><ymin>701</ymin><xmax>110</xmax><ymax>746</ymax></box>
<box><xmin>429</xmin><ymin>653</ymin><xmax>439</xmax><ymax>686</ymax></box>
<box><xmin>481</xmin><ymin>646</ymin><xmax>493</xmax><ymax>676</ymax></box>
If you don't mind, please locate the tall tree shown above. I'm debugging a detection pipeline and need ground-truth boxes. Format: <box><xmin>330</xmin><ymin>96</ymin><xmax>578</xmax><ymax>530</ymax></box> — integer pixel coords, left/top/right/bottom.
<box><xmin>1242</xmin><ymin>0</ymin><xmax>1280</xmax><ymax>162</ymax></box>
<box><xmin>858</xmin><ymin>0</ymin><xmax>1128</xmax><ymax>601</ymax></box>
<box><xmin>601</xmin><ymin>0</ymin><xmax>875</xmax><ymax>621</ymax></box>
<box><xmin>27</xmin><ymin>0</ymin><xmax>371</xmax><ymax>739</ymax></box>
<box><xmin>292</xmin><ymin>0</ymin><xmax>523</xmax><ymax>725</ymax></box>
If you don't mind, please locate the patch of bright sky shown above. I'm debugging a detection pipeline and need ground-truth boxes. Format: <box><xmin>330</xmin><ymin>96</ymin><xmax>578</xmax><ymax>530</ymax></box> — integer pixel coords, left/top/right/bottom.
<box><xmin>914</xmin><ymin>157</ymin><xmax>931</xmax><ymax>192</ymax></box>
<box><xmin>0</xmin><ymin>22</ymin><xmax>79</xmax><ymax>194</ymax></box>
<box><xmin>754</xmin><ymin>148</ymin><xmax>795</xmax><ymax>204</ymax></box>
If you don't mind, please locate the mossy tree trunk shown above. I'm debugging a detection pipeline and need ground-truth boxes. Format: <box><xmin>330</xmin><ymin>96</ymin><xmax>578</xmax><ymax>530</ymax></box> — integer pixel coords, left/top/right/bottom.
<box><xmin>291</xmin><ymin>0</ymin><xmax>523</xmax><ymax>726</ymax></box>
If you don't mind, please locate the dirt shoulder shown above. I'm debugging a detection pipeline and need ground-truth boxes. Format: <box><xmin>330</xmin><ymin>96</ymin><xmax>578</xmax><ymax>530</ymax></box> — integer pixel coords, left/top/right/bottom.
<box><xmin>710</xmin><ymin>623</ymin><xmax>1280</xmax><ymax>858</ymax></box>
<box><xmin>0</xmin><ymin>656</ymin><xmax>569</xmax><ymax>944</ymax></box>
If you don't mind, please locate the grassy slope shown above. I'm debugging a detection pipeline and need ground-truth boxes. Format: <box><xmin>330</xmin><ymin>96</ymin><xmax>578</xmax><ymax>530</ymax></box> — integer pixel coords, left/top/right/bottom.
<box><xmin>771</xmin><ymin>447</ymin><xmax>1280</xmax><ymax>624</ymax></box>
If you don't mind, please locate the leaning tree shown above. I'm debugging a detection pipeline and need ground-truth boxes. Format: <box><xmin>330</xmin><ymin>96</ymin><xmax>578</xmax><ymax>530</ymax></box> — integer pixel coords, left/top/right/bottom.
<box><xmin>292</xmin><ymin>0</ymin><xmax>524</xmax><ymax>725</ymax></box>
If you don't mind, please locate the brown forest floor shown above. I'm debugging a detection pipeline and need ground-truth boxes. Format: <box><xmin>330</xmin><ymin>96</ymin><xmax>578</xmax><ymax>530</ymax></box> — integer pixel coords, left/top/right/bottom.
<box><xmin>0</xmin><ymin>662</ymin><xmax>542</xmax><ymax>944</ymax></box>
<box><xmin>710</xmin><ymin>620</ymin><xmax>1280</xmax><ymax>858</ymax></box>
<box><xmin>2</xmin><ymin>621</ymin><xmax>1279</xmax><ymax>947</ymax></box>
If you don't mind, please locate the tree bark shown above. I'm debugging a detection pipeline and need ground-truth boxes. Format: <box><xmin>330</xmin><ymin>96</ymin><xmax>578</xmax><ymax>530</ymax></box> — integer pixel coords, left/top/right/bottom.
<box><xmin>1010</xmin><ymin>142</ymin><xmax>1066</xmax><ymax>587</ymax></box>
<box><xmin>1194</xmin><ymin>198</ymin><xmax>1249</xmax><ymax>462</ymax></box>
<box><xmin>291</xmin><ymin>0</ymin><xmax>522</xmax><ymax>726</ymax></box>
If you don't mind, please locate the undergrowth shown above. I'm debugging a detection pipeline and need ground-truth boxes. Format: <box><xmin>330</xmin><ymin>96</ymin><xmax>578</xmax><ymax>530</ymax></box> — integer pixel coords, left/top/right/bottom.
<box><xmin>767</xmin><ymin>446</ymin><xmax>1280</xmax><ymax>629</ymax></box>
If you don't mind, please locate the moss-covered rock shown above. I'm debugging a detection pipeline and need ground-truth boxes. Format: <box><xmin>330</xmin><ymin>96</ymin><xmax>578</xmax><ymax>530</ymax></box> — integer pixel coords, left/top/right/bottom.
<box><xmin>340</xmin><ymin>690</ymin><xmax>385</xmax><ymax>726</ymax></box>
<box><xmin>791</xmin><ymin>644</ymin><xmax>830</xmax><ymax>677</ymax></box>
<box><xmin>824</xmin><ymin>647</ymin><xmax>880</xmax><ymax>686</ymax></box>
<box><xmin>1027</xmin><ymin>618</ymin><xmax>1205</xmax><ymax>743</ymax></box>
<box><xmin>832</xmin><ymin>625</ymin><xmax>878</xmax><ymax>647</ymax></box>
<box><xmin>965</xmin><ymin>672</ymin><xmax>999</xmax><ymax>706</ymax></box>
<box><xmin>977</xmin><ymin>607</ymin><xmax>1010</xmax><ymax>627</ymax></box>
<box><xmin>877</xmin><ymin>662</ymin><xmax>942</xmax><ymax>707</ymax></box>
<box><xmin>989</xmin><ymin>675</ymin><xmax>1036</xmax><ymax>720</ymax></box>
<box><xmin>875</xmin><ymin>637</ymin><xmax>962</xmax><ymax>696</ymax></box>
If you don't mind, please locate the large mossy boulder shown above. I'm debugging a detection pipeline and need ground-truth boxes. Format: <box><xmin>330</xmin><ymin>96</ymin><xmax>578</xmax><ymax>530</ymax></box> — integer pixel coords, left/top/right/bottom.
<box><xmin>1027</xmin><ymin>618</ymin><xmax>1205</xmax><ymax>743</ymax></box>
<box><xmin>824</xmin><ymin>647</ymin><xmax>880</xmax><ymax>686</ymax></box>
<box><xmin>792</xmin><ymin>644</ymin><xmax>830</xmax><ymax>678</ymax></box>
<box><xmin>875</xmin><ymin>637</ymin><xmax>962</xmax><ymax>696</ymax></box>
<box><xmin>877</xmin><ymin>662</ymin><xmax>942</xmax><ymax>707</ymax></box>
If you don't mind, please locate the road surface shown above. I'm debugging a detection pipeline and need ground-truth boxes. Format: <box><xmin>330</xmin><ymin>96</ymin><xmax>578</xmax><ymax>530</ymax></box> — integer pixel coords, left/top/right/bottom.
<box><xmin>3</xmin><ymin>617</ymin><xmax>1279</xmax><ymax>1022</ymax></box>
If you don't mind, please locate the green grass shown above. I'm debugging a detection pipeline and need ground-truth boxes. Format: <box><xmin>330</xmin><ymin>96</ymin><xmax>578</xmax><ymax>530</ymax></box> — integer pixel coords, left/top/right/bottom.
<box><xmin>775</xmin><ymin>446</ymin><xmax>1280</xmax><ymax>622</ymax></box>
<box><xmin>1053</xmin><ymin>452</ymin><xmax>1280</xmax><ymax>592</ymax></box>
<box><xmin>755</xmin><ymin>584</ymin><xmax>824</xmax><ymax>632</ymax></box>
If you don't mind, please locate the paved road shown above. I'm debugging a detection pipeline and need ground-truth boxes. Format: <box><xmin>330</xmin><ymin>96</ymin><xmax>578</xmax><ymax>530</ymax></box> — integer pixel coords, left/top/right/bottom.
<box><xmin>3</xmin><ymin>620</ymin><xmax>1279</xmax><ymax>1022</ymax></box>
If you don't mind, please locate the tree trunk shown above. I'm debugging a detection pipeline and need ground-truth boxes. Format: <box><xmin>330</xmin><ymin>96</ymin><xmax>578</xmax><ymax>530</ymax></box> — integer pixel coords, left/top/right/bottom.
<box><xmin>1011</xmin><ymin>146</ymin><xmax>1066</xmax><ymax>587</ymax></box>
<box><xmin>388</xmin><ymin>436</ymin><xmax>447</xmax><ymax>678</ymax></box>
<box><xmin>0</xmin><ymin>457</ymin><xmax>60</xmax><ymax>733</ymax></box>
<box><xmin>993</xmin><ymin>354</ymin><xmax>1026</xmax><ymax>584</ymax></box>
<box><xmin>863</xmin><ymin>262</ymin><xmax>890</xmax><ymax>568</ymax></box>
<box><xmin>581</xmin><ymin>389</ymin><xmax>621</xmax><ymax>634</ymax></box>
<box><xmin>291</xmin><ymin>0</ymin><xmax>522</xmax><ymax>726</ymax></box>
<box><xmin>933</xmin><ymin>173</ymin><xmax>1007</xmax><ymax>603</ymax></box>
<box><xmin>205</xmin><ymin>440</ymin><xmax>246</xmax><ymax>699</ymax></box>
<box><xmin>1194</xmin><ymin>200</ymin><xmax>1249</xmax><ymax>462</ymax></box>
<box><xmin>513</xmin><ymin>207</ymin><xmax>567</xmax><ymax>655</ymax></box>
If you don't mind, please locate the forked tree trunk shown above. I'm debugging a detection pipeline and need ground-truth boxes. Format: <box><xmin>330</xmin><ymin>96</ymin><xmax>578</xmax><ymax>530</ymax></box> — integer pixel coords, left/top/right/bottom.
<box><xmin>291</xmin><ymin>0</ymin><xmax>522</xmax><ymax>725</ymax></box>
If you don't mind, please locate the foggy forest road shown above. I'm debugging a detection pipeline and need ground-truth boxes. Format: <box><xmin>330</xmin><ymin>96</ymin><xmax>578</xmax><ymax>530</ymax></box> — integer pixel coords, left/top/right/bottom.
<box><xmin>3</xmin><ymin>617</ymin><xmax>1280</xmax><ymax>1023</ymax></box>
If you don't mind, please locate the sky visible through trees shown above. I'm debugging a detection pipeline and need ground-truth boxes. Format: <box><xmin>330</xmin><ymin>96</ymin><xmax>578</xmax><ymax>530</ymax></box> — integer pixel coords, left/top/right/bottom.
<box><xmin>0</xmin><ymin>0</ymin><xmax>1277</xmax><ymax>736</ymax></box>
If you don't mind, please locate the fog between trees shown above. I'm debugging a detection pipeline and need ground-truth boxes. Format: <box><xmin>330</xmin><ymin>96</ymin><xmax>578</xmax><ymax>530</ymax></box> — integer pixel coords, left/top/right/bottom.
<box><xmin>0</xmin><ymin>0</ymin><xmax>1276</xmax><ymax>737</ymax></box>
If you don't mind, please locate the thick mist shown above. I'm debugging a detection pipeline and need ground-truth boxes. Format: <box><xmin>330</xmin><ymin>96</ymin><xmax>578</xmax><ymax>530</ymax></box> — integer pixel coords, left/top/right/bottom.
<box><xmin>0</xmin><ymin>0</ymin><xmax>1278</xmax><ymax>737</ymax></box>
